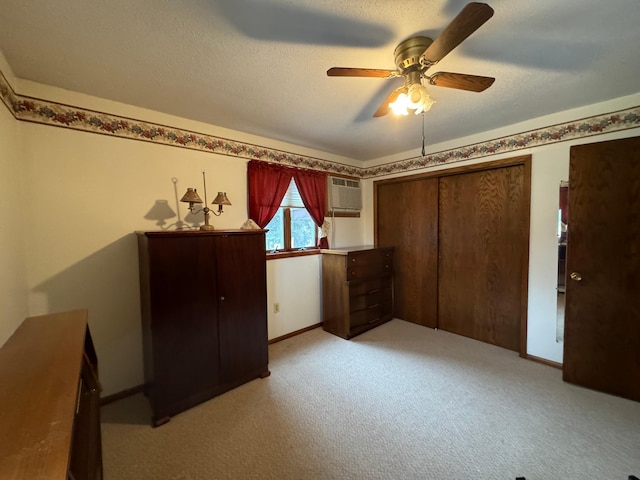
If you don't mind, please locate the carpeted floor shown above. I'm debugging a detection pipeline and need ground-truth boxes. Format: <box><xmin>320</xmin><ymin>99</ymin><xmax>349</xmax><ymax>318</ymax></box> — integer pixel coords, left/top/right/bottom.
<box><xmin>101</xmin><ymin>319</ymin><xmax>640</xmax><ymax>479</ymax></box>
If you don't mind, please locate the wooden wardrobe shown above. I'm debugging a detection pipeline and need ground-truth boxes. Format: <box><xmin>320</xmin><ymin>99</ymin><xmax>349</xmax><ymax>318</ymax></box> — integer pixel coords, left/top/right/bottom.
<box><xmin>375</xmin><ymin>156</ymin><xmax>531</xmax><ymax>355</ymax></box>
<box><xmin>137</xmin><ymin>230</ymin><xmax>270</xmax><ymax>426</ymax></box>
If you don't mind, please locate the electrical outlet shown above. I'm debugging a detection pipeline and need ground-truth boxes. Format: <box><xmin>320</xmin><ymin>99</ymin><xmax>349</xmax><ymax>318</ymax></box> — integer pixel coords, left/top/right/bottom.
<box><xmin>273</xmin><ymin>303</ymin><xmax>280</xmax><ymax>314</ymax></box>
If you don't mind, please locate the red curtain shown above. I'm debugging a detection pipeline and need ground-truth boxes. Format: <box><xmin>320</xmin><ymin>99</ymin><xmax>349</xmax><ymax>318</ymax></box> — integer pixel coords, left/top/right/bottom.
<box><xmin>293</xmin><ymin>169</ymin><xmax>329</xmax><ymax>248</ymax></box>
<box><xmin>248</xmin><ymin>160</ymin><xmax>293</xmax><ymax>228</ymax></box>
<box><xmin>248</xmin><ymin>160</ymin><xmax>329</xmax><ymax>248</ymax></box>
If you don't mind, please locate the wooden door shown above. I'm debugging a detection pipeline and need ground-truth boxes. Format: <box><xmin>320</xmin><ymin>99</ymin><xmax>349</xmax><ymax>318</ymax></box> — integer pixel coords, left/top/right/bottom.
<box><xmin>438</xmin><ymin>165</ymin><xmax>529</xmax><ymax>352</ymax></box>
<box><xmin>216</xmin><ymin>232</ymin><xmax>269</xmax><ymax>387</ymax></box>
<box><xmin>376</xmin><ymin>177</ymin><xmax>439</xmax><ymax>328</ymax></box>
<box><xmin>563</xmin><ymin>137</ymin><xmax>640</xmax><ymax>401</ymax></box>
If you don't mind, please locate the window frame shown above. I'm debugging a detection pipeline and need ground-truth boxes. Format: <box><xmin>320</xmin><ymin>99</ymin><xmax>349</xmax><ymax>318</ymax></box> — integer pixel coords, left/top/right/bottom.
<box><xmin>265</xmin><ymin>178</ymin><xmax>319</xmax><ymax>255</ymax></box>
<box><xmin>266</xmin><ymin>205</ymin><xmax>319</xmax><ymax>256</ymax></box>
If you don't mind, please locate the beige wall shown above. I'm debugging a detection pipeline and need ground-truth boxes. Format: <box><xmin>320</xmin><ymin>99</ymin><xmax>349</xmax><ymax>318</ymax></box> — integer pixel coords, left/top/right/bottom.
<box><xmin>21</xmin><ymin>123</ymin><xmax>245</xmax><ymax>394</ymax></box>
<box><xmin>0</xmin><ymin>49</ymin><xmax>28</xmax><ymax>343</ymax></box>
<box><xmin>0</xmin><ymin>84</ymin><xmax>28</xmax><ymax>343</ymax></box>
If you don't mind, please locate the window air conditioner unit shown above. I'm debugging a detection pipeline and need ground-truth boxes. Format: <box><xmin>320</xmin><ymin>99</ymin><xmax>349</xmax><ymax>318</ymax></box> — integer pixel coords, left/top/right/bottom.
<box><xmin>328</xmin><ymin>176</ymin><xmax>362</xmax><ymax>211</ymax></box>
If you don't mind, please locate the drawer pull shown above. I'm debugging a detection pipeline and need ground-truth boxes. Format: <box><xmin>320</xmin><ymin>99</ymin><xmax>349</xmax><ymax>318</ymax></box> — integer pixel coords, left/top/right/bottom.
<box><xmin>368</xmin><ymin>303</ymin><xmax>380</xmax><ymax>309</ymax></box>
<box><xmin>368</xmin><ymin>317</ymin><xmax>381</xmax><ymax>324</ymax></box>
<box><xmin>367</xmin><ymin>289</ymin><xmax>380</xmax><ymax>295</ymax></box>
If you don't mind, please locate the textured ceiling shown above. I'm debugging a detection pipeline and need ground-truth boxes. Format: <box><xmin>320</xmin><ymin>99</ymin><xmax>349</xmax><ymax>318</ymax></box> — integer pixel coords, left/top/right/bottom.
<box><xmin>0</xmin><ymin>0</ymin><xmax>639</xmax><ymax>161</ymax></box>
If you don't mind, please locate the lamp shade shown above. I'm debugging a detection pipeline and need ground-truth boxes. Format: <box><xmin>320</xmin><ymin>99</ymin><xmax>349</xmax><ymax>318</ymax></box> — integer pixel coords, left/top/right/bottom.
<box><xmin>389</xmin><ymin>90</ymin><xmax>410</xmax><ymax>116</ymax></box>
<box><xmin>212</xmin><ymin>192</ymin><xmax>231</xmax><ymax>206</ymax></box>
<box><xmin>407</xmin><ymin>84</ymin><xmax>434</xmax><ymax>114</ymax></box>
<box><xmin>180</xmin><ymin>188</ymin><xmax>203</xmax><ymax>204</ymax></box>
<box><xmin>389</xmin><ymin>83</ymin><xmax>434</xmax><ymax>116</ymax></box>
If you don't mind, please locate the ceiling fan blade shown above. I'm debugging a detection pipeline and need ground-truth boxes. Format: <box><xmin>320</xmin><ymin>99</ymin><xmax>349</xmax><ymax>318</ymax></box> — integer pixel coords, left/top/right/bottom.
<box><xmin>327</xmin><ymin>67</ymin><xmax>398</xmax><ymax>78</ymax></box>
<box><xmin>422</xmin><ymin>2</ymin><xmax>494</xmax><ymax>65</ymax></box>
<box><xmin>373</xmin><ymin>88</ymin><xmax>403</xmax><ymax>117</ymax></box>
<box><xmin>429</xmin><ymin>72</ymin><xmax>495</xmax><ymax>92</ymax></box>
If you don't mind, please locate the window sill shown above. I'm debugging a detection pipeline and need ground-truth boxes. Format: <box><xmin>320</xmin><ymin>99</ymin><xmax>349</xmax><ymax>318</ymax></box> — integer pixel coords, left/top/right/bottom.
<box><xmin>266</xmin><ymin>248</ymin><xmax>321</xmax><ymax>260</ymax></box>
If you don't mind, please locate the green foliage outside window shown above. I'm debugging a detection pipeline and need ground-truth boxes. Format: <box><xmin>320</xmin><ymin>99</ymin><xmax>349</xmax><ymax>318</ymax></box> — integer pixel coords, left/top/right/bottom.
<box><xmin>290</xmin><ymin>208</ymin><xmax>316</xmax><ymax>248</ymax></box>
<box><xmin>265</xmin><ymin>207</ymin><xmax>316</xmax><ymax>251</ymax></box>
<box><xmin>265</xmin><ymin>209</ymin><xmax>284</xmax><ymax>250</ymax></box>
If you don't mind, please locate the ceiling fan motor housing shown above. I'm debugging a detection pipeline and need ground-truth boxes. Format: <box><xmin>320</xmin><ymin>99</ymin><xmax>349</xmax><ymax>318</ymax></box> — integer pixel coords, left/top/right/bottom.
<box><xmin>394</xmin><ymin>36</ymin><xmax>433</xmax><ymax>72</ymax></box>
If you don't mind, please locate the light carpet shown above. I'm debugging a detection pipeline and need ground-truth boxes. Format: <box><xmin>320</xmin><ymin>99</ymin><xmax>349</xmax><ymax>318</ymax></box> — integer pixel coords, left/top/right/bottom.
<box><xmin>101</xmin><ymin>319</ymin><xmax>640</xmax><ymax>479</ymax></box>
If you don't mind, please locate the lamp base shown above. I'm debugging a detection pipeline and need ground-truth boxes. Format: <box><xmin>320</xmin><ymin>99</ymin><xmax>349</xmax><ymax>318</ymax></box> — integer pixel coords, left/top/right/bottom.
<box><xmin>199</xmin><ymin>224</ymin><xmax>215</xmax><ymax>231</ymax></box>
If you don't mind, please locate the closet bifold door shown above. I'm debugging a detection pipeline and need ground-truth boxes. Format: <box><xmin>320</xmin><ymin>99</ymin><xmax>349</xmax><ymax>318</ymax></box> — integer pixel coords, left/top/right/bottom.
<box><xmin>438</xmin><ymin>165</ymin><xmax>527</xmax><ymax>352</ymax></box>
<box><xmin>376</xmin><ymin>177</ymin><xmax>439</xmax><ymax>328</ymax></box>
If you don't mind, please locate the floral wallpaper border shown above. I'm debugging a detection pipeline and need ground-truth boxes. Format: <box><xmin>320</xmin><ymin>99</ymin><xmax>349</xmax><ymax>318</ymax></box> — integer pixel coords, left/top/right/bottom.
<box><xmin>364</xmin><ymin>106</ymin><xmax>640</xmax><ymax>178</ymax></box>
<box><xmin>0</xmin><ymin>70</ymin><xmax>18</xmax><ymax>118</ymax></box>
<box><xmin>0</xmin><ymin>70</ymin><xmax>360</xmax><ymax>177</ymax></box>
<box><xmin>1</xmin><ymin>68</ymin><xmax>639</xmax><ymax>179</ymax></box>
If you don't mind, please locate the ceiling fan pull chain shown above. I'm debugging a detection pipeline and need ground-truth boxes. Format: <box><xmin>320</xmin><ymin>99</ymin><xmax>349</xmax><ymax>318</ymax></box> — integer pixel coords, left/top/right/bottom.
<box><xmin>421</xmin><ymin>112</ymin><xmax>426</xmax><ymax>157</ymax></box>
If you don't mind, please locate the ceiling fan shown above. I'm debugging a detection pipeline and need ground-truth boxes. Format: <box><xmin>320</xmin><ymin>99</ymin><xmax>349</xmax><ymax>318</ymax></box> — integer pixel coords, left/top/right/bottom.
<box><xmin>327</xmin><ymin>2</ymin><xmax>495</xmax><ymax>117</ymax></box>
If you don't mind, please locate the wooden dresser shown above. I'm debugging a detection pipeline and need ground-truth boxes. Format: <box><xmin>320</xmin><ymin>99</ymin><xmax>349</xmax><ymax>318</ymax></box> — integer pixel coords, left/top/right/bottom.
<box><xmin>321</xmin><ymin>246</ymin><xmax>394</xmax><ymax>339</ymax></box>
<box><xmin>137</xmin><ymin>230</ymin><xmax>270</xmax><ymax>427</ymax></box>
<box><xmin>0</xmin><ymin>310</ymin><xmax>102</xmax><ymax>480</ymax></box>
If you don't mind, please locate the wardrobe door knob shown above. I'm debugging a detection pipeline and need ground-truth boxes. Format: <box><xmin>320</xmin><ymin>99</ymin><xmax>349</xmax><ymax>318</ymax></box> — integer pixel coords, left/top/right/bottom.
<box><xmin>570</xmin><ymin>272</ymin><xmax>582</xmax><ymax>282</ymax></box>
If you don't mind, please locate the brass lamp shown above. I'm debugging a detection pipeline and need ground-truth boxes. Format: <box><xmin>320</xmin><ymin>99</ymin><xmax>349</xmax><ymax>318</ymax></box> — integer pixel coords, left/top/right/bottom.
<box><xmin>180</xmin><ymin>188</ymin><xmax>203</xmax><ymax>207</ymax></box>
<box><xmin>211</xmin><ymin>191</ymin><xmax>231</xmax><ymax>214</ymax></box>
<box><xmin>180</xmin><ymin>172</ymin><xmax>231</xmax><ymax>231</ymax></box>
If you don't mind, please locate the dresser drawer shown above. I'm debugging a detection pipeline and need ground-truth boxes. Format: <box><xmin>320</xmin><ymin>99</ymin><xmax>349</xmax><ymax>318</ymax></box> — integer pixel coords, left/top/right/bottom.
<box><xmin>346</xmin><ymin>249</ymin><xmax>393</xmax><ymax>281</ymax></box>
<box><xmin>349</xmin><ymin>285</ymin><xmax>393</xmax><ymax>313</ymax></box>
<box><xmin>350</xmin><ymin>303</ymin><xmax>386</xmax><ymax>329</ymax></box>
<box><xmin>349</xmin><ymin>276</ymin><xmax>391</xmax><ymax>296</ymax></box>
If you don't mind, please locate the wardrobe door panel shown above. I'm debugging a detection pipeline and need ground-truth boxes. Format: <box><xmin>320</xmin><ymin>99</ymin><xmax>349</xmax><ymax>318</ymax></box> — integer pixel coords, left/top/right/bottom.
<box><xmin>438</xmin><ymin>166</ymin><xmax>526</xmax><ymax>352</ymax></box>
<box><xmin>216</xmin><ymin>233</ymin><xmax>269</xmax><ymax>387</ymax></box>
<box><xmin>147</xmin><ymin>236</ymin><xmax>220</xmax><ymax>414</ymax></box>
<box><xmin>377</xmin><ymin>178</ymin><xmax>438</xmax><ymax>328</ymax></box>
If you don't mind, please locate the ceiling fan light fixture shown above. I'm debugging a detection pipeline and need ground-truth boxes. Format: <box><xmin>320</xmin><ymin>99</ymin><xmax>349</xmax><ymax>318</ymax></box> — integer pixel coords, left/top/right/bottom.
<box><xmin>407</xmin><ymin>83</ymin><xmax>434</xmax><ymax>115</ymax></box>
<box><xmin>389</xmin><ymin>91</ymin><xmax>410</xmax><ymax>116</ymax></box>
<box><xmin>389</xmin><ymin>83</ymin><xmax>434</xmax><ymax>116</ymax></box>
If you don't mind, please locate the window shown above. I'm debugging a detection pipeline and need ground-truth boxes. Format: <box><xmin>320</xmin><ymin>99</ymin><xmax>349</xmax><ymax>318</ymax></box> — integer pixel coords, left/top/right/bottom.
<box><xmin>265</xmin><ymin>178</ymin><xmax>318</xmax><ymax>251</ymax></box>
<box><xmin>247</xmin><ymin>159</ymin><xmax>328</xmax><ymax>252</ymax></box>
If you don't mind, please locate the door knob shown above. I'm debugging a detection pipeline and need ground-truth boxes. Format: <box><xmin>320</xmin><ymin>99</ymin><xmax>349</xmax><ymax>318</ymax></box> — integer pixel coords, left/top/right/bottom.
<box><xmin>570</xmin><ymin>272</ymin><xmax>582</xmax><ymax>282</ymax></box>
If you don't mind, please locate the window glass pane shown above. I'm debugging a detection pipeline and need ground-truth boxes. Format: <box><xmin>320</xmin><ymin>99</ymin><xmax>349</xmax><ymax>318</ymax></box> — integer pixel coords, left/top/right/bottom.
<box><xmin>290</xmin><ymin>207</ymin><xmax>316</xmax><ymax>248</ymax></box>
<box><xmin>265</xmin><ymin>208</ymin><xmax>285</xmax><ymax>250</ymax></box>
